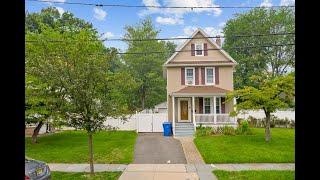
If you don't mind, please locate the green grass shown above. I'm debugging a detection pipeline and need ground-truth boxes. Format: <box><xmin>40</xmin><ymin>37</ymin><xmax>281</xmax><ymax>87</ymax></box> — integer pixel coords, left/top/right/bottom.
<box><xmin>214</xmin><ymin>170</ymin><xmax>295</xmax><ymax>180</ymax></box>
<box><xmin>25</xmin><ymin>130</ymin><xmax>137</xmax><ymax>164</ymax></box>
<box><xmin>194</xmin><ymin>128</ymin><xmax>294</xmax><ymax>163</ymax></box>
<box><xmin>51</xmin><ymin>171</ymin><xmax>121</xmax><ymax>180</ymax></box>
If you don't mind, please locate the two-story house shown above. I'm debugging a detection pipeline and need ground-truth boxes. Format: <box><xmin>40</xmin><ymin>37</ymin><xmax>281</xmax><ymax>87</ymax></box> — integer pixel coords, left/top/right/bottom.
<box><xmin>163</xmin><ymin>28</ymin><xmax>237</xmax><ymax>136</ymax></box>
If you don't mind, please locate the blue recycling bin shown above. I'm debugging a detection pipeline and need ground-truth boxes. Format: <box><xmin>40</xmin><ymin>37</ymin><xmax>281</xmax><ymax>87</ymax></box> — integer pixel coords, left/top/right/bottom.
<box><xmin>163</xmin><ymin>122</ymin><xmax>172</xmax><ymax>136</ymax></box>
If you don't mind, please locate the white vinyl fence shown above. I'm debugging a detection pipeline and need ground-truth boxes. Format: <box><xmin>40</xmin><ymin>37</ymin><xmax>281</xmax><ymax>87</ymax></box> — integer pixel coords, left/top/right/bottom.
<box><xmin>237</xmin><ymin>110</ymin><xmax>295</xmax><ymax>121</ymax></box>
<box><xmin>103</xmin><ymin>112</ymin><xmax>168</xmax><ymax>132</ymax></box>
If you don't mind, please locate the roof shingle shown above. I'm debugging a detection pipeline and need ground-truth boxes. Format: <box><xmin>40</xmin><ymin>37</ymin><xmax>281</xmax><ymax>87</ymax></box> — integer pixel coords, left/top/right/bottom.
<box><xmin>173</xmin><ymin>86</ymin><xmax>230</xmax><ymax>94</ymax></box>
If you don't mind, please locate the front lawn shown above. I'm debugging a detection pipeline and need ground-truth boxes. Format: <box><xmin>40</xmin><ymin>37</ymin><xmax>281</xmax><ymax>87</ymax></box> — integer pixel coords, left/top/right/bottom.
<box><xmin>194</xmin><ymin>128</ymin><xmax>294</xmax><ymax>163</ymax></box>
<box><xmin>51</xmin><ymin>171</ymin><xmax>121</xmax><ymax>180</ymax></box>
<box><xmin>214</xmin><ymin>170</ymin><xmax>295</xmax><ymax>180</ymax></box>
<box><xmin>25</xmin><ymin>130</ymin><xmax>137</xmax><ymax>164</ymax></box>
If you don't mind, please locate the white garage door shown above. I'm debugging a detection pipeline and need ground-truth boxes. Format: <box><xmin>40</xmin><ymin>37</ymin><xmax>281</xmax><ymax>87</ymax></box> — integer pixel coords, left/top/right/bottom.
<box><xmin>137</xmin><ymin>113</ymin><xmax>167</xmax><ymax>132</ymax></box>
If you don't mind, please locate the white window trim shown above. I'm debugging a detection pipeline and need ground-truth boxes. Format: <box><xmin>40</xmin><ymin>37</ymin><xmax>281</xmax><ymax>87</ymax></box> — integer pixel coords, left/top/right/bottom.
<box><xmin>215</xmin><ymin>97</ymin><xmax>222</xmax><ymax>114</ymax></box>
<box><xmin>195</xmin><ymin>43</ymin><xmax>204</xmax><ymax>56</ymax></box>
<box><xmin>203</xmin><ymin>97</ymin><xmax>213</xmax><ymax>114</ymax></box>
<box><xmin>185</xmin><ymin>67</ymin><xmax>195</xmax><ymax>85</ymax></box>
<box><xmin>205</xmin><ymin>67</ymin><xmax>215</xmax><ymax>85</ymax></box>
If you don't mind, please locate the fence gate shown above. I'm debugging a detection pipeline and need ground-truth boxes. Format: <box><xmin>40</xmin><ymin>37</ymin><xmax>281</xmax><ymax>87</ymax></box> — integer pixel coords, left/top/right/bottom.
<box><xmin>137</xmin><ymin>113</ymin><xmax>167</xmax><ymax>132</ymax></box>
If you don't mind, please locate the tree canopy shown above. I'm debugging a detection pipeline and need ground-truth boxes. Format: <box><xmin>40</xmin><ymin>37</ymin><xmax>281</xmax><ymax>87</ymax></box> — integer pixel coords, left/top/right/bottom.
<box><xmin>122</xmin><ymin>18</ymin><xmax>176</xmax><ymax>110</ymax></box>
<box><xmin>223</xmin><ymin>7</ymin><xmax>295</xmax><ymax>89</ymax></box>
<box><xmin>227</xmin><ymin>73</ymin><xmax>295</xmax><ymax>142</ymax></box>
<box><xmin>25</xmin><ymin>8</ymin><xmax>138</xmax><ymax>174</ymax></box>
<box><xmin>26</xmin><ymin>7</ymin><xmax>95</xmax><ymax>34</ymax></box>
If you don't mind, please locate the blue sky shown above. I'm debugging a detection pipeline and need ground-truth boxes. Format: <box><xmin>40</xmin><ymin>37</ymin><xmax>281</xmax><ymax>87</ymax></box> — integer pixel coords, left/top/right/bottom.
<box><xmin>25</xmin><ymin>0</ymin><xmax>294</xmax><ymax>51</ymax></box>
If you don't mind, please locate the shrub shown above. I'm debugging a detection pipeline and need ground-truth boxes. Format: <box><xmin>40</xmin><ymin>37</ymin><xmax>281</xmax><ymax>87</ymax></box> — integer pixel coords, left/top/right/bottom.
<box><xmin>196</xmin><ymin>125</ymin><xmax>212</xmax><ymax>137</ymax></box>
<box><xmin>222</xmin><ymin>126</ymin><xmax>236</xmax><ymax>135</ymax></box>
<box><xmin>236</xmin><ymin>120</ymin><xmax>253</xmax><ymax>135</ymax></box>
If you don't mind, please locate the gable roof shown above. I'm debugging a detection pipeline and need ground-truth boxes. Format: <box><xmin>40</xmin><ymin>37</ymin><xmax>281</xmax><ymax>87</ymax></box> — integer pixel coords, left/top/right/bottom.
<box><xmin>163</xmin><ymin>28</ymin><xmax>237</xmax><ymax>66</ymax></box>
<box><xmin>172</xmin><ymin>85</ymin><xmax>230</xmax><ymax>96</ymax></box>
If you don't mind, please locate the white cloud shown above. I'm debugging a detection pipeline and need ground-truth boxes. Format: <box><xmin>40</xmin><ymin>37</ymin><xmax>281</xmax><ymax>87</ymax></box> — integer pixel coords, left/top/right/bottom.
<box><xmin>100</xmin><ymin>32</ymin><xmax>114</xmax><ymax>40</ymax></box>
<box><xmin>55</xmin><ymin>7</ymin><xmax>64</xmax><ymax>15</ymax></box>
<box><xmin>218</xmin><ymin>22</ymin><xmax>226</xmax><ymax>28</ymax></box>
<box><xmin>182</xmin><ymin>26</ymin><xmax>225</xmax><ymax>46</ymax></box>
<box><xmin>93</xmin><ymin>7</ymin><xmax>107</xmax><ymax>21</ymax></box>
<box><xmin>183</xmin><ymin>26</ymin><xmax>224</xmax><ymax>36</ymax></box>
<box><xmin>168</xmin><ymin>35</ymin><xmax>188</xmax><ymax>45</ymax></box>
<box><xmin>260</xmin><ymin>0</ymin><xmax>273</xmax><ymax>7</ymax></box>
<box><xmin>40</xmin><ymin>0</ymin><xmax>66</xmax><ymax>5</ymax></box>
<box><xmin>280</xmin><ymin>0</ymin><xmax>295</xmax><ymax>6</ymax></box>
<box><xmin>139</xmin><ymin>0</ymin><xmax>222</xmax><ymax>18</ymax></box>
<box><xmin>183</xmin><ymin>26</ymin><xmax>198</xmax><ymax>36</ymax></box>
<box><xmin>44</xmin><ymin>0</ymin><xmax>66</xmax><ymax>2</ymax></box>
<box><xmin>204</xmin><ymin>27</ymin><xmax>223</xmax><ymax>36</ymax></box>
<box><xmin>156</xmin><ymin>16</ymin><xmax>184</xmax><ymax>25</ymax></box>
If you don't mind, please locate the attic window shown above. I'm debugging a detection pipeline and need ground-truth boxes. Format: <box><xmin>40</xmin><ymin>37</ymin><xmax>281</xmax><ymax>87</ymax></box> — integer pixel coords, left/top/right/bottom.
<box><xmin>195</xmin><ymin>43</ymin><xmax>203</xmax><ymax>56</ymax></box>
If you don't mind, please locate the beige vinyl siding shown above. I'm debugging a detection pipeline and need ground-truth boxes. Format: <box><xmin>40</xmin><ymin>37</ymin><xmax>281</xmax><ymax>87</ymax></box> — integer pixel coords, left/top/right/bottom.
<box><xmin>172</xmin><ymin>32</ymin><xmax>230</xmax><ymax>62</ymax></box>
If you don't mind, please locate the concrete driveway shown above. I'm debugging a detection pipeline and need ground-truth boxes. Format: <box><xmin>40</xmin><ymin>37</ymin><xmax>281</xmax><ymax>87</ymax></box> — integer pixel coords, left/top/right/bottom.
<box><xmin>133</xmin><ymin>133</ymin><xmax>187</xmax><ymax>164</ymax></box>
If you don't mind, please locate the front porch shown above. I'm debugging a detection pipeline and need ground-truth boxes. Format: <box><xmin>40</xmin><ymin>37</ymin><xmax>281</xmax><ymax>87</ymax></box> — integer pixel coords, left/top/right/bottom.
<box><xmin>168</xmin><ymin>86</ymin><xmax>237</xmax><ymax>136</ymax></box>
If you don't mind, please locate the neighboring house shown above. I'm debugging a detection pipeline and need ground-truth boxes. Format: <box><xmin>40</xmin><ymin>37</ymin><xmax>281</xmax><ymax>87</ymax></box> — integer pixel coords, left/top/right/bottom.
<box><xmin>163</xmin><ymin>28</ymin><xmax>237</xmax><ymax>136</ymax></box>
<box><xmin>141</xmin><ymin>102</ymin><xmax>168</xmax><ymax>113</ymax></box>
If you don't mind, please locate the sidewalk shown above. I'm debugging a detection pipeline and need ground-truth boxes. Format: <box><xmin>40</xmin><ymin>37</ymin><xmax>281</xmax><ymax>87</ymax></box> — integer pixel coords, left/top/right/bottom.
<box><xmin>48</xmin><ymin>163</ymin><xmax>295</xmax><ymax>172</ymax></box>
<box><xmin>118</xmin><ymin>164</ymin><xmax>216</xmax><ymax>180</ymax></box>
<box><xmin>48</xmin><ymin>164</ymin><xmax>127</xmax><ymax>172</ymax></box>
<box><xmin>48</xmin><ymin>163</ymin><xmax>294</xmax><ymax>180</ymax></box>
<box><xmin>212</xmin><ymin>163</ymin><xmax>295</xmax><ymax>171</ymax></box>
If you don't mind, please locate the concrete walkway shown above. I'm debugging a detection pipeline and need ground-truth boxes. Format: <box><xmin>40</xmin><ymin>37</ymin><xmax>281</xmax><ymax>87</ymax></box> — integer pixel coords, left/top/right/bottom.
<box><xmin>119</xmin><ymin>164</ymin><xmax>216</xmax><ymax>180</ymax></box>
<box><xmin>176</xmin><ymin>137</ymin><xmax>205</xmax><ymax>164</ymax></box>
<box><xmin>48</xmin><ymin>163</ymin><xmax>294</xmax><ymax>180</ymax></box>
<box><xmin>48</xmin><ymin>164</ymin><xmax>127</xmax><ymax>172</ymax></box>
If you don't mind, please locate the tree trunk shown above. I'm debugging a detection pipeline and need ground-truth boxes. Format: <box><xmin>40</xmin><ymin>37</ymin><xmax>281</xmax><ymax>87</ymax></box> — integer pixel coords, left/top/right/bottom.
<box><xmin>88</xmin><ymin>133</ymin><xmax>94</xmax><ymax>175</ymax></box>
<box><xmin>265</xmin><ymin>111</ymin><xmax>271</xmax><ymax>142</ymax></box>
<box><xmin>32</xmin><ymin>121</ymin><xmax>44</xmax><ymax>144</ymax></box>
<box><xmin>46</xmin><ymin>123</ymin><xmax>49</xmax><ymax>133</ymax></box>
<box><xmin>140</xmin><ymin>87</ymin><xmax>146</xmax><ymax>110</ymax></box>
<box><xmin>141</xmin><ymin>95</ymin><xmax>145</xmax><ymax>110</ymax></box>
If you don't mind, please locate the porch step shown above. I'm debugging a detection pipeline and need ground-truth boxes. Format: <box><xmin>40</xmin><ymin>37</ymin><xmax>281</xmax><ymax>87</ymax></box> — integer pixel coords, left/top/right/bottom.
<box><xmin>175</xmin><ymin>123</ymin><xmax>194</xmax><ymax>127</ymax></box>
<box><xmin>175</xmin><ymin>123</ymin><xmax>195</xmax><ymax>137</ymax></box>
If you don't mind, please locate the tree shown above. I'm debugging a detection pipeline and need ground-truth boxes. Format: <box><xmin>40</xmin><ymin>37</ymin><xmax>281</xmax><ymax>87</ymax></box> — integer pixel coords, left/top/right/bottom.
<box><xmin>26</xmin><ymin>27</ymin><xmax>137</xmax><ymax>175</ymax></box>
<box><xmin>122</xmin><ymin>18</ymin><xmax>176</xmax><ymax>110</ymax></box>
<box><xmin>25</xmin><ymin>7</ymin><xmax>101</xmax><ymax>143</ymax></box>
<box><xmin>226</xmin><ymin>73</ymin><xmax>294</xmax><ymax>142</ymax></box>
<box><xmin>26</xmin><ymin>7</ymin><xmax>95</xmax><ymax>34</ymax></box>
<box><xmin>223</xmin><ymin>7</ymin><xmax>295</xmax><ymax>89</ymax></box>
<box><xmin>25</xmin><ymin>73</ymin><xmax>66</xmax><ymax>143</ymax></box>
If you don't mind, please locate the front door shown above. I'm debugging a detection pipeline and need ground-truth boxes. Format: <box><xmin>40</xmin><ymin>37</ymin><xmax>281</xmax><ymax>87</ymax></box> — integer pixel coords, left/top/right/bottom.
<box><xmin>178</xmin><ymin>98</ymin><xmax>191</xmax><ymax>122</ymax></box>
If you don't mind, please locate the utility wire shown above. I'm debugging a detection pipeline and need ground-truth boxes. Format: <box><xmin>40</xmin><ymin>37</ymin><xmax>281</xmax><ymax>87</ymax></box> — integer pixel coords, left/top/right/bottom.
<box><xmin>27</xmin><ymin>0</ymin><xmax>295</xmax><ymax>9</ymax></box>
<box><xmin>116</xmin><ymin>43</ymin><xmax>295</xmax><ymax>54</ymax></box>
<box><xmin>26</xmin><ymin>43</ymin><xmax>295</xmax><ymax>55</ymax></box>
<box><xmin>25</xmin><ymin>32</ymin><xmax>295</xmax><ymax>43</ymax></box>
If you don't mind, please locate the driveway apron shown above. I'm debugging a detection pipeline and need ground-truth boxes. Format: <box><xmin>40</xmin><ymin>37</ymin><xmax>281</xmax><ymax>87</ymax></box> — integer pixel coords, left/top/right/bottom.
<box><xmin>133</xmin><ymin>133</ymin><xmax>187</xmax><ymax>164</ymax></box>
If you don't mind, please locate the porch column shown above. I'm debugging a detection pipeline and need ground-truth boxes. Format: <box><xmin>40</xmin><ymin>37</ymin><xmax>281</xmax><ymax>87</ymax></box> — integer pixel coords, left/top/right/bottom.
<box><xmin>192</xmin><ymin>96</ymin><xmax>196</xmax><ymax>131</ymax></box>
<box><xmin>172</xmin><ymin>95</ymin><xmax>175</xmax><ymax>135</ymax></box>
<box><xmin>213</xmin><ymin>96</ymin><xmax>216</xmax><ymax>124</ymax></box>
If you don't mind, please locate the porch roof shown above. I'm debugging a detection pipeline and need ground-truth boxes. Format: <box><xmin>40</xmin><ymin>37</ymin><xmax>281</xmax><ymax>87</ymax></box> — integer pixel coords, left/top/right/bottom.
<box><xmin>172</xmin><ymin>86</ymin><xmax>230</xmax><ymax>96</ymax></box>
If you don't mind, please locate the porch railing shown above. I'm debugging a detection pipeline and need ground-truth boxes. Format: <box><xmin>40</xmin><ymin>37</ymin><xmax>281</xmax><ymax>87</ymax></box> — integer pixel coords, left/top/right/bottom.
<box><xmin>194</xmin><ymin>114</ymin><xmax>236</xmax><ymax>124</ymax></box>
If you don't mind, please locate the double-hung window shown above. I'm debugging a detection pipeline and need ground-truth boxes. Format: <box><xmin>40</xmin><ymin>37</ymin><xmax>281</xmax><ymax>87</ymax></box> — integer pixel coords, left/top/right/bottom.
<box><xmin>204</xmin><ymin>98</ymin><xmax>211</xmax><ymax>114</ymax></box>
<box><xmin>195</xmin><ymin>43</ymin><xmax>203</xmax><ymax>56</ymax></box>
<box><xmin>205</xmin><ymin>67</ymin><xmax>215</xmax><ymax>85</ymax></box>
<box><xmin>216</xmin><ymin>97</ymin><xmax>221</xmax><ymax>114</ymax></box>
<box><xmin>185</xmin><ymin>67</ymin><xmax>195</xmax><ymax>85</ymax></box>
